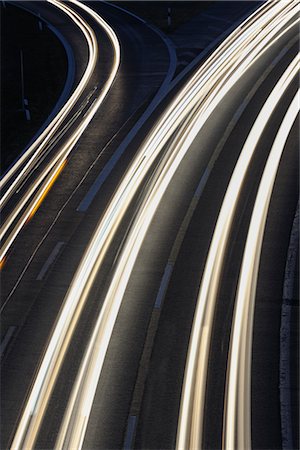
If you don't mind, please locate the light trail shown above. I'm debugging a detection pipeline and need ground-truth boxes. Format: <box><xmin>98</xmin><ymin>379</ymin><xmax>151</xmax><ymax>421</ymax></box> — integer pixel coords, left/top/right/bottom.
<box><xmin>9</xmin><ymin>1</ymin><xmax>120</xmax><ymax>449</ymax></box>
<box><xmin>0</xmin><ymin>0</ymin><xmax>97</xmax><ymax>205</ymax></box>
<box><xmin>223</xmin><ymin>90</ymin><xmax>299</xmax><ymax>450</ymax></box>
<box><xmin>0</xmin><ymin>0</ymin><xmax>120</xmax><ymax>265</ymax></box>
<box><xmin>54</xmin><ymin>2</ymin><xmax>298</xmax><ymax>449</ymax></box>
<box><xmin>176</xmin><ymin>50</ymin><xmax>299</xmax><ymax>450</ymax></box>
<box><xmin>10</xmin><ymin>1</ymin><xmax>298</xmax><ymax>448</ymax></box>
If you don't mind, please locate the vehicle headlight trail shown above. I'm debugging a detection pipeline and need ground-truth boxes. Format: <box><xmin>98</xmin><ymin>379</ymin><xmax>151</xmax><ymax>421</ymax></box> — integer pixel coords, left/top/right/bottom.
<box><xmin>0</xmin><ymin>0</ymin><xmax>97</xmax><ymax>205</ymax></box>
<box><xmin>54</xmin><ymin>2</ymin><xmax>298</xmax><ymax>449</ymax></box>
<box><xmin>0</xmin><ymin>0</ymin><xmax>120</xmax><ymax>265</ymax></box>
<box><xmin>9</xmin><ymin>0</ymin><xmax>120</xmax><ymax>448</ymax></box>
<box><xmin>223</xmin><ymin>89</ymin><xmax>299</xmax><ymax>450</ymax></box>
<box><xmin>176</xmin><ymin>52</ymin><xmax>299</xmax><ymax>450</ymax></box>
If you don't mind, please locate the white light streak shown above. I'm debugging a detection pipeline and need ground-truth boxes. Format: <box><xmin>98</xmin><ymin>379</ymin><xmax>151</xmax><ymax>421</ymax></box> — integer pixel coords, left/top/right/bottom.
<box><xmin>223</xmin><ymin>90</ymin><xmax>299</xmax><ymax>450</ymax></box>
<box><xmin>176</xmin><ymin>50</ymin><xmax>299</xmax><ymax>450</ymax></box>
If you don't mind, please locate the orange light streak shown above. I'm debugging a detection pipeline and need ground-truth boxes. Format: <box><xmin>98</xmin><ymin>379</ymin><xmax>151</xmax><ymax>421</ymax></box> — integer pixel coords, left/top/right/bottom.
<box><xmin>27</xmin><ymin>159</ymin><xmax>67</xmax><ymax>223</ymax></box>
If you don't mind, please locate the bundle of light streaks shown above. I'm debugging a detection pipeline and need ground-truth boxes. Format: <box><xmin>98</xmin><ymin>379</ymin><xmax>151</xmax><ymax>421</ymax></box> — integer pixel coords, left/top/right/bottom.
<box><xmin>1</xmin><ymin>0</ymin><xmax>97</xmax><ymax>205</ymax></box>
<box><xmin>223</xmin><ymin>89</ymin><xmax>299</xmax><ymax>450</ymax></box>
<box><xmin>11</xmin><ymin>1</ymin><xmax>298</xmax><ymax>449</ymax></box>
<box><xmin>0</xmin><ymin>0</ymin><xmax>120</xmax><ymax>265</ymax></box>
<box><xmin>176</xmin><ymin>49</ymin><xmax>299</xmax><ymax>450</ymax></box>
<box><xmin>9</xmin><ymin>1</ymin><xmax>120</xmax><ymax>449</ymax></box>
<box><xmin>55</xmin><ymin>2</ymin><xmax>298</xmax><ymax>449</ymax></box>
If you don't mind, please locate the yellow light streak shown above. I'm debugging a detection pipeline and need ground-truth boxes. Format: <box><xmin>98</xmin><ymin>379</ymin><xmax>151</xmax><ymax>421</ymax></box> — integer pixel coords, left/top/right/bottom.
<box><xmin>27</xmin><ymin>159</ymin><xmax>67</xmax><ymax>222</ymax></box>
<box><xmin>0</xmin><ymin>256</ymin><xmax>6</xmax><ymax>271</ymax></box>
<box><xmin>9</xmin><ymin>1</ymin><xmax>120</xmax><ymax>449</ymax></box>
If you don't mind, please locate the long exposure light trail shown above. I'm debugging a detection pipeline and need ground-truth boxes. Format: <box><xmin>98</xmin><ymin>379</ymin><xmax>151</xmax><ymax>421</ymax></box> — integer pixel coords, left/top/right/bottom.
<box><xmin>55</xmin><ymin>2</ymin><xmax>298</xmax><ymax>449</ymax></box>
<box><xmin>10</xmin><ymin>1</ymin><xmax>298</xmax><ymax>449</ymax></box>
<box><xmin>0</xmin><ymin>0</ymin><xmax>97</xmax><ymax>204</ymax></box>
<box><xmin>0</xmin><ymin>0</ymin><xmax>120</xmax><ymax>265</ymax></box>
<box><xmin>9</xmin><ymin>1</ymin><xmax>120</xmax><ymax>449</ymax></box>
<box><xmin>176</xmin><ymin>51</ymin><xmax>299</xmax><ymax>450</ymax></box>
<box><xmin>223</xmin><ymin>90</ymin><xmax>299</xmax><ymax>450</ymax></box>
<box><xmin>0</xmin><ymin>0</ymin><xmax>120</xmax><ymax>261</ymax></box>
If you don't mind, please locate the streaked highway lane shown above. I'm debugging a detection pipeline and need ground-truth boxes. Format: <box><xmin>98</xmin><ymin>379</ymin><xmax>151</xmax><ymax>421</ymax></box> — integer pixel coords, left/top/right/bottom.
<box><xmin>1</xmin><ymin>2</ymin><xmax>174</xmax><ymax>449</ymax></box>
<box><xmin>8</xmin><ymin>1</ymin><xmax>120</xmax><ymax>447</ymax></box>
<box><xmin>176</xmin><ymin>11</ymin><xmax>299</xmax><ymax>450</ymax></box>
<box><xmin>223</xmin><ymin>89</ymin><xmax>299</xmax><ymax>450</ymax></box>
<box><xmin>0</xmin><ymin>0</ymin><xmax>120</xmax><ymax>265</ymax></box>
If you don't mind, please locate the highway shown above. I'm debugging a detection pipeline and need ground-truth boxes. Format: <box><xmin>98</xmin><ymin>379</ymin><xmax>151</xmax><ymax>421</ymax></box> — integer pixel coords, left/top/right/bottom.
<box><xmin>1</xmin><ymin>0</ymin><xmax>298</xmax><ymax>449</ymax></box>
<box><xmin>136</xmin><ymin>6</ymin><xmax>298</xmax><ymax>450</ymax></box>
<box><xmin>1</xmin><ymin>1</ymin><xmax>173</xmax><ymax>448</ymax></box>
<box><xmin>0</xmin><ymin>0</ymin><xmax>120</xmax><ymax>264</ymax></box>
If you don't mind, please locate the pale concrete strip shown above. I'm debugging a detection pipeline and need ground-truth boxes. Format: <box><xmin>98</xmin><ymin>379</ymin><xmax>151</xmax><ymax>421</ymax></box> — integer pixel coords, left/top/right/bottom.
<box><xmin>0</xmin><ymin>326</ymin><xmax>17</xmax><ymax>358</ymax></box>
<box><xmin>36</xmin><ymin>241</ymin><xmax>65</xmax><ymax>281</ymax></box>
<box><xmin>123</xmin><ymin>415</ymin><xmax>137</xmax><ymax>450</ymax></box>
<box><xmin>280</xmin><ymin>202</ymin><xmax>299</xmax><ymax>450</ymax></box>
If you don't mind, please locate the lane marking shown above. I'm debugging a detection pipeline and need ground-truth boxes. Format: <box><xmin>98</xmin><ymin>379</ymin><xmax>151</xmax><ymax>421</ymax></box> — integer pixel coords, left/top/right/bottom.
<box><xmin>154</xmin><ymin>262</ymin><xmax>173</xmax><ymax>309</ymax></box>
<box><xmin>36</xmin><ymin>241</ymin><xmax>65</xmax><ymax>281</ymax></box>
<box><xmin>0</xmin><ymin>326</ymin><xmax>17</xmax><ymax>358</ymax></box>
<box><xmin>123</xmin><ymin>415</ymin><xmax>137</xmax><ymax>450</ymax></box>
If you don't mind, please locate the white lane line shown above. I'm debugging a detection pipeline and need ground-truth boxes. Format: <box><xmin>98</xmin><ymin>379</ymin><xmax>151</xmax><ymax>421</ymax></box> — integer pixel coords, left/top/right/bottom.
<box><xmin>176</xmin><ymin>36</ymin><xmax>299</xmax><ymax>450</ymax></box>
<box><xmin>76</xmin><ymin>0</ymin><xmax>289</xmax><ymax>215</ymax></box>
<box><xmin>0</xmin><ymin>0</ymin><xmax>97</xmax><ymax>201</ymax></box>
<box><xmin>103</xmin><ymin>0</ymin><xmax>179</xmax><ymax>85</ymax></box>
<box><xmin>123</xmin><ymin>415</ymin><xmax>137</xmax><ymax>450</ymax></box>
<box><xmin>77</xmin><ymin>152</ymin><xmax>119</xmax><ymax>212</ymax></box>
<box><xmin>0</xmin><ymin>326</ymin><xmax>17</xmax><ymax>358</ymax></box>
<box><xmin>0</xmin><ymin>0</ymin><xmax>121</xmax><ymax>264</ymax></box>
<box><xmin>36</xmin><ymin>241</ymin><xmax>65</xmax><ymax>281</ymax></box>
<box><xmin>10</xmin><ymin>1</ymin><xmax>120</xmax><ymax>447</ymax></box>
<box><xmin>154</xmin><ymin>262</ymin><xmax>173</xmax><ymax>309</ymax></box>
